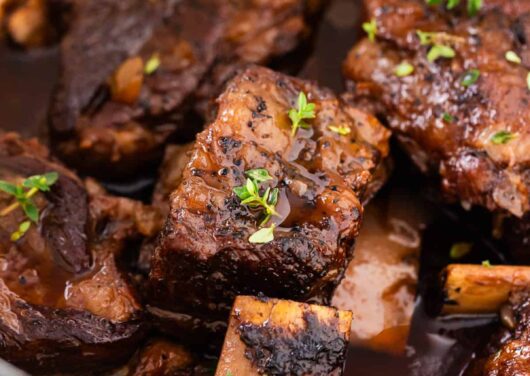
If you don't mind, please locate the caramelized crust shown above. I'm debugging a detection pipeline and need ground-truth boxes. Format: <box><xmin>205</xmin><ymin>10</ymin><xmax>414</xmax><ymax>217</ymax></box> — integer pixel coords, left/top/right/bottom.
<box><xmin>344</xmin><ymin>0</ymin><xmax>530</xmax><ymax>217</ymax></box>
<box><xmin>148</xmin><ymin>66</ymin><xmax>389</xmax><ymax>333</ymax></box>
<box><xmin>473</xmin><ymin>292</ymin><xmax>530</xmax><ymax>375</ymax></box>
<box><xmin>50</xmin><ymin>0</ymin><xmax>321</xmax><ymax>179</ymax></box>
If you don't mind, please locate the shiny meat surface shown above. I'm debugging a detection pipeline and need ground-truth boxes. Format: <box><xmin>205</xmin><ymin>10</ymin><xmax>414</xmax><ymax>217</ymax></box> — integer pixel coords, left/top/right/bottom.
<box><xmin>0</xmin><ymin>133</ymin><xmax>160</xmax><ymax>374</ymax></box>
<box><xmin>50</xmin><ymin>0</ymin><xmax>321</xmax><ymax>179</ymax></box>
<box><xmin>471</xmin><ymin>292</ymin><xmax>530</xmax><ymax>375</ymax></box>
<box><xmin>126</xmin><ymin>338</ymin><xmax>213</xmax><ymax>376</ymax></box>
<box><xmin>148</xmin><ymin>66</ymin><xmax>390</xmax><ymax>333</ymax></box>
<box><xmin>343</xmin><ymin>0</ymin><xmax>530</xmax><ymax>218</ymax></box>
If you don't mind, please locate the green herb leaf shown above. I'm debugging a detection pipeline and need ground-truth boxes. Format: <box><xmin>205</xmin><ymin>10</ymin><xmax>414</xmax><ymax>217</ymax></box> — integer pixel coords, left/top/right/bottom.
<box><xmin>427</xmin><ymin>44</ymin><xmax>455</xmax><ymax>62</ymax></box>
<box><xmin>467</xmin><ymin>0</ymin><xmax>482</xmax><ymax>16</ymax></box>
<box><xmin>0</xmin><ymin>181</ymin><xmax>18</xmax><ymax>196</ymax></box>
<box><xmin>11</xmin><ymin>221</ymin><xmax>31</xmax><ymax>242</ymax></box>
<box><xmin>268</xmin><ymin>188</ymin><xmax>279</xmax><ymax>206</ymax></box>
<box><xmin>23</xmin><ymin>172</ymin><xmax>58</xmax><ymax>191</ymax></box>
<box><xmin>144</xmin><ymin>54</ymin><xmax>161</xmax><ymax>75</ymax></box>
<box><xmin>417</xmin><ymin>30</ymin><xmax>435</xmax><ymax>46</ymax></box>
<box><xmin>505</xmin><ymin>51</ymin><xmax>522</xmax><ymax>64</ymax></box>
<box><xmin>362</xmin><ymin>19</ymin><xmax>377</xmax><ymax>42</ymax></box>
<box><xmin>425</xmin><ymin>0</ymin><xmax>482</xmax><ymax>16</ymax></box>
<box><xmin>442</xmin><ymin>112</ymin><xmax>454</xmax><ymax>122</ymax></box>
<box><xmin>246</xmin><ymin>168</ymin><xmax>273</xmax><ymax>183</ymax></box>
<box><xmin>245</xmin><ymin>178</ymin><xmax>257</xmax><ymax>197</ymax></box>
<box><xmin>234</xmin><ymin>168</ymin><xmax>280</xmax><ymax>229</ymax></box>
<box><xmin>482</xmin><ymin>260</ymin><xmax>492</xmax><ymax>268</ymax></box>
<box><xmin>328</xmin><ymin>125</ymin><xmax>351</xmax><ymax>136</ymax></box>
<box><xmin>395</xmin><ymin>61</ymin><xmax>415</xmax><ymax>77</ymax></box>
<box><xmin>491</xmin><ymin>131</ymin><xmax>517</xmax><ymax>145</ymax></box>
<box><xmin>447</xmin><ymin>0</ymin><xmax>460</xmax><ymax>9</ymax></box>
<box><xmin>22</xmin><ymin>202</ymin><xmax>39</xmax><ymax>223</ymax></box>
<box><xmin>450</xmin><ymin>242</ymin><xmax>472</xmax><ymax>259</ymax></box>
<box><xmin>461</xmin><ymin>69</ymin><xmax>480</xmax><ymax>87</ymax></box>
<box><xmin>233</xmin><ymin>186</ymin><xmax>251</xmax><ymax>200</ymax></box>
<box><xmin>0</xmin><ymin>171</ymin><xmax>59</xmax><ymax>242</ymax></box>
<box><xmin>249</xmin><ymin>224</ymin><xmax>275</xmax><ymax>244</ymax></box>
<box><xmin>289</xmin><ymin>92</ymin><xmax>316</xmax><ymax>136</ymax></box>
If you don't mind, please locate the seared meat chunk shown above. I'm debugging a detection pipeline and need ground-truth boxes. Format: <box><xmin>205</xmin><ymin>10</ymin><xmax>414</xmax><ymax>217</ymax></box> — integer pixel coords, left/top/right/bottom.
<box><xmin>467</xmin><ymin>291</ymin><xmax>530</xmax><ymax>375</ymax></box>
<box><xmin>343</xmin><ymin>0</ymin><xmax>530</xmax><ymax>218</ymax></box>
<box><xmin>50</xmin><ymin>0</ymin><xmax>323</xmax><ymax>179</ymax></box>
<box><xmin>125</xmin><ymin>338</ymin><xmax>214</xmax><ymax>376</ymax></box>
<box><xmin>147</xmin><ymin>66</ymin><xmax>389</xmax><ymax>337</ymax></box>
<box><xmin>216</xmin><ymin>296</ymin><xmax>352</xmax><ymax>376</ymax></box>
<box><xmin>0</xmin><ymin>133</ymin><xmax>160</xmax><ymax>374</ymax></box>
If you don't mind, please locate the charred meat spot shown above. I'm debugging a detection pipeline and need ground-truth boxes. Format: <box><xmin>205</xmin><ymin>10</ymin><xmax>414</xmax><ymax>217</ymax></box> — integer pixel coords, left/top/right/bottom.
<box><xmin>252</xmin><ymin>110</ymin><xmax>272</xmax><ymax>119</ymax></box>
<box><xmin>255</xmin><ymin>96</ymin><xmax>267</xmax><ymax>113</ymax></box>
<box><xmin>513</xmin><ymin>19</ymin><xmax>527</xmax><ymax>45</ymax></box>
<box><xmin>237</xmin><ymin>312</ymin><xmax>348</xmax><ymax>376</ymax></box>
<box><xmin>191</xmin><ymin>168</ymin><xmax>204</xmax><ymax>177</ymax></box>
<box><xmin>218</xmin><ymin>137</ymin><xmax>242</xmax><ymax>154</ymax></box>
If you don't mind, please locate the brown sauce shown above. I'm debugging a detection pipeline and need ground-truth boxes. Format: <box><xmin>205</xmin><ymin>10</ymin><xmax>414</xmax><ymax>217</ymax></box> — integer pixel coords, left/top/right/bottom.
<box><xmin>0</xmin><ymin>0</ymin><xmax>507</xmax><ymax>374</ymax></box>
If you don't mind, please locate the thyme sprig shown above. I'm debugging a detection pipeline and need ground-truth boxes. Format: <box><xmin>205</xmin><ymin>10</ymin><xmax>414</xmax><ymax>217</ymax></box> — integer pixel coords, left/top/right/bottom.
<box><xmin>288</xmin><ymin>92</ymin><xmax>316</xmax><ymax>137</ymax></box>
<box><xmin>234</xmin><ymin>169</ymin><xmax>279</xmax><ymax>227</ymax></box>
<box><xmin>233</xmin><ymin>169</ymin><xmax>280</xmax><ymax>243</ymax></box>
<box><xmin>0</xmin><ymin>172</ymin><xmax>58</xmax><ymax>241</ymax></box>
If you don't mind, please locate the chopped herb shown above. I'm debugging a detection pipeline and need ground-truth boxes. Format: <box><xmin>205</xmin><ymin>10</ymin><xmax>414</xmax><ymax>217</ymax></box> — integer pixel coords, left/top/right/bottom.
<box><xmin>328</xmin><ymin>125</ymin><xmax>351</xmax><ymax>136</ymax></box>
<box><xmin>491</xmin><ymin>131</ymin><xmax>517</xmax><ymax>145</ymax></box>
<box><xmin>442</xmin><ymin>112</ymin><xmax>455</xmax><ymax>122</ymax></box>
<box><xmin>425</xmin><ymin>0</ymin><xmax>482</xmax><ymax>15</ymax></box>
<box><xmin>461</xmin><ymin>69</ymin><xmax>480</xmax><ymax>87</ymax></box>
<box><xmin>233</xmin><ymin>168</ymin><xmax>279</xmax><ymax>227</ymax></box>
<box><xmin>226</xmin><ymin>371</ymin><xmax>233</xmax><ymax>376</ymax></box>
<box><xmin>482</xmin><ymin>260</ymin><xmax>492</xmax><ymax>268</ymax></box>
<box><xmin>288</xmin><ymin>92</ymin><xmax>316</xmax><ymax>136</ymax></box>
<box><xmin>249</xmin><ymin>224</ymin><xmax>276</xmax><ymax>244</ymax></box>
<box><xmin>467</xmin><ymin>0</ymin><xmax>482</xmax><ymax>16</ymax></box>
<box><xmin>450</xmin><ymin>242</ymin><xmax>472</xmax><ymax>259</ymax></box>
<box><xmin>446</xmin><ymin>0</ymin><xmax>459</xmax><ymax>9</ymax></box>
<box><xmin>417</xmin><ymin>30</ymin><xmax>464</xmax><ymax>46</ymax></box>
<box><xmin>417</xmin><ymin>31</ymin><xmax>457</xmax><ymax>62</ymax></box>
<box><xmin>246</xmin><ymin>168</ymin><xmax>274</xmax><ymax>183</ymax></box>
<box><xmin>144</xmin><ymin>54</ymin><xmax>161</xmax><ymax>75</ymax></box>
<box><xmin>362</xmin><ymin>19</ymin><xmax>377</xmax><ymax>42</ymax></box>
<box><xmin>417</xmin><ymin>30</ymin><xmax>435</xmax><ymax>46</ymax></box>
<box><xmin>427</xmin><ymin>44</ymin><xmax>455</xmax><ymax>62</ymax></box>
<box><xmin>11</xmin><ymin>221</ymin><xmax>31</xmax><ymax>242</ymax></box>
<box><xmin>395</xmin><ymin>61</ymin><xmax>415</xmax><ymax>77</ymax></box>
<box><xmin>505</xmin><ymin>51</ymin><xmax>522</xmax><ymax>65</ymax></box>
<box><xmin>0</xmin><ymin>172</ymin><xmax>59</xmax><ymax>242</ymax></box>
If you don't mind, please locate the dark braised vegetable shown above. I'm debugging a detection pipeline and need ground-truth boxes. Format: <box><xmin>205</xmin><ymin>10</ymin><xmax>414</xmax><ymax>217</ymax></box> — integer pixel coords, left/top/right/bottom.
<box><xmin>0</xmin><ymin>133</ymin><xmax>160</xmax><ymax>374</ymax></box>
